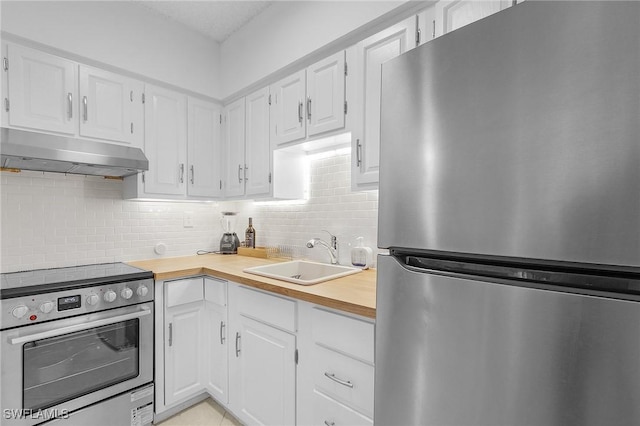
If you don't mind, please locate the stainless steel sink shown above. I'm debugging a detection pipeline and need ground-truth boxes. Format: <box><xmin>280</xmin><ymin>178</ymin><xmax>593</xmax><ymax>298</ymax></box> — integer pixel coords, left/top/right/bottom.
<box><xmin>243</xmin><ymin>260</ymin><xmax>361</xmax><ymax>285</ymax></box>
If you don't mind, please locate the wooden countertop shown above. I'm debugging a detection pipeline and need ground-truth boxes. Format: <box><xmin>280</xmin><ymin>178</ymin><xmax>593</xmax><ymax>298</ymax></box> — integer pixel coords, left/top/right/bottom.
<box><xmin>128</xmin><ymin>254</ymin><xmax>376</xmax><ymax>318</ymax></box>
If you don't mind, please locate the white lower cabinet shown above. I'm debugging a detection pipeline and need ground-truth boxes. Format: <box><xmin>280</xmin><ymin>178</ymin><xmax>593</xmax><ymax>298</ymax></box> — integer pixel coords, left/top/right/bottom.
<box><xmin>157</xmin><ymin>277</ymin><xmax>374</xmax><ymax>426</ymax></box>
<box><xmin>205</xmin><ymin>277</ymin><xmax>229</xmax><ymax>404</ymax></box>
<box><xmin>228</xmin><ymin>284</ymin><xmax>297</xmax><ymax>426</ymax></box>
<box><xmin>163</xmin><ymin>277</ymin><xmax>206</xmax><ymax>406</ymax></box>
<box><xmin>298</xmin><ymin>303</ymin><xmax>375</xmax><ymax>426</ymax></box>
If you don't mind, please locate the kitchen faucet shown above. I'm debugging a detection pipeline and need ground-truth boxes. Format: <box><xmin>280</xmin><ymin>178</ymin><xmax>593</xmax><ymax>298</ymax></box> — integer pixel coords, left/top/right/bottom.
<box><xmin>306</xmin><ymin>231</ymin><xmax>339</xmax><ymax>264</ymax></box>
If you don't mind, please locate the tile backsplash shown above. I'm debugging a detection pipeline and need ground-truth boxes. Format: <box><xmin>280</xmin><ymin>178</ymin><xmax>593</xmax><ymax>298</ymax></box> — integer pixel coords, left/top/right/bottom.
<box><xmin>0</xmin><ymin>150</ymin><xmax>378</xmax><ymax>273</ymax></box>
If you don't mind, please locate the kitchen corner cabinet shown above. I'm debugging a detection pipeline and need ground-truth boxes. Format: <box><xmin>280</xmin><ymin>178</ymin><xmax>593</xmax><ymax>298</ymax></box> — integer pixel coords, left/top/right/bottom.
<box><xmin>163</xmin><ymin>277</ymin><xmax>206</xmax><ymax>406</ymax></box>
<box><xmin>188</xmin><ymin>97</ymin><xmax>224</xmax><ymax>198</ymax></box>
<box><xmin>124</xmin><ymin>87</ymin><xmax>222</xmax><ymax>200</ymax></box>
<box><xmin>4</xmin><ymin>43</ymin><xmax>143</xmax><ymax>145</ymax></box>
<box><xmin>228</xmin><ymin>284</ymin><xmax>297</xmax><ymax>426</ymax></box>
<box><xmin>297</xmin><ymin>303</ymin><xmax>375</xmax><ymax>426</ymax></box>
<box><xmin>205</xmin><ymin>277</ymin><xmax>229</xmax><ymax>404</ymax></box>
<box><xmin>351</xmin><ymin>16</ymin><xmax>418</xmax><ymax>191</ymax></box>
<box><xmin>434</xmin><ymin>0</ymin><xmax>512</xmax><ymax>38</ymax></box>
<box><xmin>271</xmin><ymin>50</ymin><xmax>347</xmax><ymax>149</ymax></box>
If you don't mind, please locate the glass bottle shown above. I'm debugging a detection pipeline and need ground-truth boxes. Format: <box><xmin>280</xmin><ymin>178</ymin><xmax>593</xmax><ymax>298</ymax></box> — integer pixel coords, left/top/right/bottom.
<box><xmin>245</xmin><ymin>217</ymin><xmax>256</xmax><ymax>248</ymax></box>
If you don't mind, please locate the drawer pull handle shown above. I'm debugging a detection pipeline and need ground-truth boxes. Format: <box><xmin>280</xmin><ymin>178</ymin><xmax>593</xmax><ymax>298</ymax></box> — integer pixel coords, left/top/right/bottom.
<box><xmin>324</xmin><ymin>421</ymin><xmax>335</xmax><ymax>426</ymax></box>
<box><xmin>324</xmin><ymin>372</ymin><xmax>354</xmax><ymax>388</ymax></box>
<box><xmin>235</xmin><ymin>332</ymin><xmax>241</xmax><ymax>357</ymax></box>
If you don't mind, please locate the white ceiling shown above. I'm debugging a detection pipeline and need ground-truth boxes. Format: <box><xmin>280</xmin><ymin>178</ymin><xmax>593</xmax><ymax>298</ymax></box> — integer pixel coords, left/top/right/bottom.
<box><xmin>136</xmin><ymin>1</ymin><xmax>274</xmax><ymax>43</ymax></box>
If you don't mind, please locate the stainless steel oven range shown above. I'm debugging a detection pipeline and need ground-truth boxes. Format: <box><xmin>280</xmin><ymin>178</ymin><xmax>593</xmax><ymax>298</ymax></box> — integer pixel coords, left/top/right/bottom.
<box><xmin>1</xmin><ymin>263</ymin><xmax>154</xmax><ymax>426</ymax></box>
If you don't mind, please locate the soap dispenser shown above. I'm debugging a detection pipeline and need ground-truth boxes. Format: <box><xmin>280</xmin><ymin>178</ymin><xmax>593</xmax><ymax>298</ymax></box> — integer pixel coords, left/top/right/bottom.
<box><xmin>351</xmin><ymin>237</ymin><xmax>373</xmax><ymax>269</ymax></box>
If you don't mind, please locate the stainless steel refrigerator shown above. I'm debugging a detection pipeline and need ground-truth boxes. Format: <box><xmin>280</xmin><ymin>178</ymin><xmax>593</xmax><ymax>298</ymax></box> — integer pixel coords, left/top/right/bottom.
<box><xmin>375</xmin><ymin>2</ymin><xmax>640</xmax><ymax>425</ymax></box>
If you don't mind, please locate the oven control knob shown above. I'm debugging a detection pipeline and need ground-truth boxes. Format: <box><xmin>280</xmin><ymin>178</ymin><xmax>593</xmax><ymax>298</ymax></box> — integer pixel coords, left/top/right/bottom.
<box><xmin>87</xmin><ymin>293</ymin><xmax>100</xmax><ymax>306</ymax></box>
<box><xmin>12</xmin><ymin>305</ymin><xmax>29</xmax><ymax>319</ymax></box>
<box><xmin>39</xmin><ymin>301</ymin><xmax>54</xmax><ymax>314</ymax></box>
<box><xmin>137</xmin><ymin>286</ymin><xmax>149</xmax><ymax>297</ymax></box>
<box><xmin>121</xmin><ymin>287</ymin><xmax>133</xmax><ymax>300</ymax></box>
<box><xmin>104</xmin><ymin>290</ymin><xmax>117</xmax><ymax>303</ymax></box>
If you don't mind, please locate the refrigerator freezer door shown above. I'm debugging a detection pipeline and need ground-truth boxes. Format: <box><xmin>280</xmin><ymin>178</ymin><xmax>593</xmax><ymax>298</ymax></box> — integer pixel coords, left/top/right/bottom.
<box><xmin>378</xmin><ymin>1</ymin><xmax>640</xmax><ymax>266</ymax></box>
<box><xmin>375</xmin><ymin>255</ymin><xmax>640</xmax><ymax>426</ymax></box>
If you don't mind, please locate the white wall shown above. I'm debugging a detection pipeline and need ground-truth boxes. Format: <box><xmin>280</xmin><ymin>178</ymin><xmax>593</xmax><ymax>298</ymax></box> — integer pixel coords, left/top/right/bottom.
<box><xmin>220</xmin><ymin>1</ymin><xmax>405</xmax><ymax>98</ymax></box>
<box><xmin>0</xmin><ymin>1</ymin><xmax>222</xmax><ymax>99</ymax></box>
<box><xmin>0</xmin><ymin>151</ymin><xmax>378</xmax><ymax>273</ymax></box>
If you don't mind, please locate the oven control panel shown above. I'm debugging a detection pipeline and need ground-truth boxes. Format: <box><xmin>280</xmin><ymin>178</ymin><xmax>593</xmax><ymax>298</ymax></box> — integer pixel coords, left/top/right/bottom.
<box><xmin>1</xmin><ymin>278</ymin><xmax>154</xmax><ymax>329</ymax></box>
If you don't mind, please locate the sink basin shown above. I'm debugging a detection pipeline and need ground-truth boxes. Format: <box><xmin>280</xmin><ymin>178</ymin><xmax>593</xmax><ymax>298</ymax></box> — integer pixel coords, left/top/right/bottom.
<box><xmin>243</xmin><ymin>260</ymin><xmax>361</xmax><ymax>285</ymax></box>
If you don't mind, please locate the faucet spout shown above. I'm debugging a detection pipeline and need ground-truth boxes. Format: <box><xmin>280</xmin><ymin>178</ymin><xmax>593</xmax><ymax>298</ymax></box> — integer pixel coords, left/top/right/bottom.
<box><xmin>306</xmin><ymin>237</ymin><xmax>339</xmax><ymax>264</ymax></box>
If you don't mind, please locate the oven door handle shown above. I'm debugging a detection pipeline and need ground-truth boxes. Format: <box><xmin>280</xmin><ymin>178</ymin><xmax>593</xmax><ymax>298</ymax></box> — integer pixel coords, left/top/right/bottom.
<box><xmin>9</xmin><ymin>307</ymin><xmax>152</xmax><ymax>345</ymax></box>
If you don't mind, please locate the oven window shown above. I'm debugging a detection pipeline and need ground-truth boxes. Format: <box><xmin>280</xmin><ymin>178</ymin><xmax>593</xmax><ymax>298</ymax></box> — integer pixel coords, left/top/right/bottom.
<box><xmin>22</xmin><ymin>319</ymin><xmax>140</xmax><ymax>411</ymax></box>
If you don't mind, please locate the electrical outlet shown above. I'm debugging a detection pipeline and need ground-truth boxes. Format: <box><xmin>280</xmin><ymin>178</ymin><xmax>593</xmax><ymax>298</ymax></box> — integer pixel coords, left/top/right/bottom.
<box><xmin>183</xmin><ymin>211</ymin><xmax>194</xmax><ymax>228</ymax></box>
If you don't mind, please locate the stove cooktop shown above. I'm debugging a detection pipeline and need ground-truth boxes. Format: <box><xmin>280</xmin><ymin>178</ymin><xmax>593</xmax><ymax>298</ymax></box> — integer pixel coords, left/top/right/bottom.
<box><xmin>0</xmin><ymin>262</ymin><xmax>153</xmax><ymax>299</ymax></box>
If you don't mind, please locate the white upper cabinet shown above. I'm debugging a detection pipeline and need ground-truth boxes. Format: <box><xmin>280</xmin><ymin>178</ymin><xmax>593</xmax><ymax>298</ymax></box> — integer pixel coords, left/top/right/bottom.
<box><xmin>79</xmin><ymin>65</ymin><xmax>143</xmax><ymax>145</ymax></box>
<box><xmin>244</xmin><ymin>87</ymin><xmax>271</xmax><ymax>197</ymax></box>
<box><xmin>222</xmin><ymin>97</ymin><xmax>246</xmax><ymax>198</ymax></box>
<box><xmin>434</xmin><ymin>0</ymin><xmax>512</xmax><ymax>37</ymax></box>
<box><xmin>352</xmin><ymin>16</ymin><xmax>417</xmax><ymax>190</ymax></box>
<box><xmin>6</xmin><ymin>43</ymin><xmax>77</xmax><ymax>135</ymax></box>
<box><xmin>270</xmin><ymin>70</ymin><xmax>306</xmax><ymax>147</ymax></box>
<box><xmin>271</xmin><ymin>51</ymin><xmax>348</xmax><ymax>149</ymax></box>
<box><xmin>188</xmin><ymin>97</ymin><xmax>223</xmax><ymax>198</ymax></box>
<box><xmin>306</xmin><ymin>51</ymin><xmax>346</xmax><ymax>137</ymax></box>
<box><xmin>142</xmin><ymin>84</ymin><xmax>188</xmax><ymax>196</ymax></box>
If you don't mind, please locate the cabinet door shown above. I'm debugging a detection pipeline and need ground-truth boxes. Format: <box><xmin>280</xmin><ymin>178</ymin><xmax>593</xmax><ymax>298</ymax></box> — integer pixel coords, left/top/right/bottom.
<box><xmin>188</xmin><ymin>97</ymin><xmax>223</xmax><ymax>198</ymax></box>
<box><xmin>144</xmin><ymin>85</ymin><xmax>187</xmax><ymax>196</ymax></box>
<box><xmin>7</xmin><ymin>43</ymin><xmax>77</xmax><ymax>135</ymax></box>
<box><xmin>352</xmin><ymin>16</ymin><xmax>417</xmax><ymax>189</ymax></box>
<box><xmin>245</xmin><ymin>87</ymin><xmax>271</xmax><ymax>198</ymax></box>
<box><xmin>79</xmin><ymin>65</ymin><xmax>142</xmax><ymax>144</ymax></box>
<box><xmin>165</xmin><ymin>301</ymin><xmax>205</xmax><ymax>406</ymax></box>
<box><xmin>230</xmin><ymin>315</ymin><xmax>296</xmax><ymax>426</ymax></box>
<box><xmin>270</xmin><ymin>70</ymin><xmax>306</xmax><ymax>147</ymax></box>
<box><xmin>434</xmin><ymin>0</ymin><xmax>511</xmax><ymax>37</ymax></box>
<box><xmin>223</xmin><ymin>97</ymin><xmax>246</xmax><ymax>198</ymax></box>
<box><xmin>205</xmin><ymin>277</ymin><xmax>229</xmax><ymax>404</ymax></box>
<box><xmin>418</xmin><ymin>6</ymin><xmax>437</xmax><ymax>45</ymax></box>
<box><xmin>306</xmin><ymin>51</ymin><xmax>346</xmax><ymax>137</ymax></box>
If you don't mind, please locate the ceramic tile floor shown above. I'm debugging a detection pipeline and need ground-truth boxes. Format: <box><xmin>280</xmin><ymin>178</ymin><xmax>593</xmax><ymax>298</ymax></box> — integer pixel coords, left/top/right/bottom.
<box><xmin>156</xmin><ymin>398</ymin><xmax>242</xmax><ymax>426</ymax></box>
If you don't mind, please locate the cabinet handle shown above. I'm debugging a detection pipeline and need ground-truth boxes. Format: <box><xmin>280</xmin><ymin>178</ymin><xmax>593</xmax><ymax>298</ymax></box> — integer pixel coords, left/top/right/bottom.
<box><xmin>432</xmin><ymin>19</ymin><xmax>436</xmax><ymax>39</ymax></box>
<box><xmin>220</xmin><ymin>321</ymin><xmax>226</xmax><ymax>344</ymax></box>
<box><xmin>244</xmin><ymin>164</ymin><xmax>248</xmax><ymax>181</ymax></box>
<box><xmin>130</xmin><ymin>90</ymin><xmax>134</xmax><ymax>102</ymax></box>
<box><xmin>82</xmin><ymin>96</ymin><xmax>88</xmax><ymax>122</ymax></box>
<box><xmin>168</xmin><ymin>323</ymin><xmax>173</xmax><ymax>347</ymax></box>
<box><xmin>324</xmin><ymin>422</ymin><xmax>335</xmax><ymax>426</ymax></box>
<box><xmin>179</xmin><ymin>163</ymin><xmax>185</xmax><ymax>183</ymax></box>
<box><xmin>298</xmin><ymin>101</ymin><xmax>303</xmax><ymax>124</ymax></box>
<box><xmin>238</xmin><ymin>164</ymin><xmax>243</xmax><ymax>184</ymax></box>
<box><xmin>235</xmin><ymin>332</ymin><xmax>241</xmax><ymax>357</ymax></box>
<box><xmin>324</xmin><ymin>372</ymin><xmax>354</xmax><ymax>388</ymax></box>
<box><xmin>356</xmin><ymin>139</ymin><xmax>362</xmax><ymax>167</ymax></box>
<box><xmin>307</xmin><ymin>97</ymin><xmax>312</xmax><ymax>121</ymax></box>
<box><xmin>67</xmin><ymin>93</ymin><xmax>73</xmax><ymax>120</ymax></box>
<box><xmin>190</xmin><ymin>165</ymin><xmax>194</xmax><ymax>184</ymax></box>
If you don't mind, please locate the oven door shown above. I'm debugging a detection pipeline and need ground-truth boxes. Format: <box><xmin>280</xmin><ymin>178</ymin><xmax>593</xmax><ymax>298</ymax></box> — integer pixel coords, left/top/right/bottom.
<box><xmin>1</xmin><ymin>303</ymin><xmax>153</xmax><ymax>426</ymax></box>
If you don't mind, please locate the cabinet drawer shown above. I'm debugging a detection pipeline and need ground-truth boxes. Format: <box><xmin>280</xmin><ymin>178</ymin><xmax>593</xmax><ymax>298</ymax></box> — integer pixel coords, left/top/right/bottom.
<box><xmin>312</xmin><ymin>389</ymin><xmax>372</xmax><ymax>426</ymax></box>
<box><xmin>237</xmin><ymin>286</ymin><xmax>296</xmax><ymax>332</ymax></box>
<box><xmin>204</xmin><ymin>277</ymin><xmax>227</xmax><ymax>307</ymax></box>
<box><xmin>312</xmin><ymin>307</ymin><xmax>374</xmax><ymax>363</ymax></box>
<box><xmin>313</xmin><ymin>345</ymin><xmax>374</xmax><ymax>418</ymax></box>
<box><xmin>165</xmin><ymin>277</ymin><xmax>204</xmax><ymax>307</ymax></box>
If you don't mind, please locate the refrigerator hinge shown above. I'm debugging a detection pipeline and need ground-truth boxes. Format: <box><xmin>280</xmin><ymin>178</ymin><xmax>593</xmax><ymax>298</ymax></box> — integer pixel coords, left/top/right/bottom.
<box><xmin>4</xmin><ymin>98</ymin><xmax>9</xmax><ymax>112</ymax></box>
<box><xmin>295</xmin><ymin>349</ymin><xmax>299</xmax><ymax>364</ymax></box>
<box><xmin>3</xmin><ymin>57</ymin><xmax>8</xmax><ymax>71</ymax></box>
